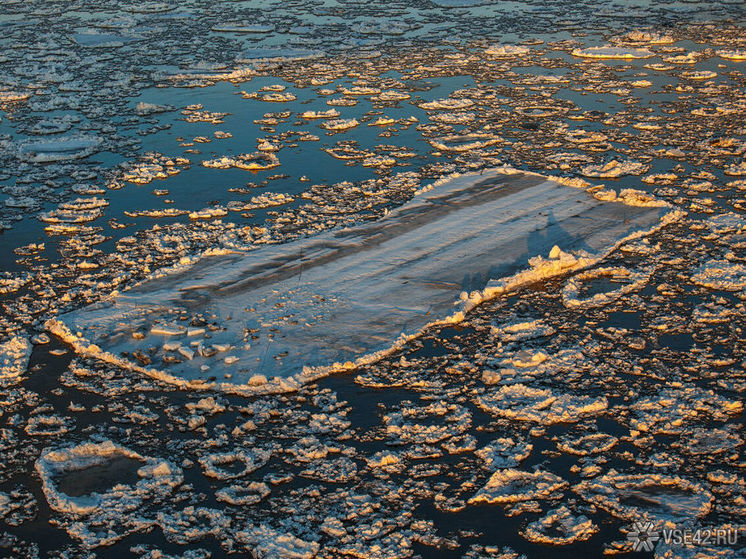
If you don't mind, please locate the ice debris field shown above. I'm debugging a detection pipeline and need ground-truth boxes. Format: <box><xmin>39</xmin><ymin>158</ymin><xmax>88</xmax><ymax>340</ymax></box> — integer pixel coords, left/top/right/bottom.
<box><xmin>0</xmin><ymin>0</ymin><xmax>745</xmax><ymax>558</ymax></box>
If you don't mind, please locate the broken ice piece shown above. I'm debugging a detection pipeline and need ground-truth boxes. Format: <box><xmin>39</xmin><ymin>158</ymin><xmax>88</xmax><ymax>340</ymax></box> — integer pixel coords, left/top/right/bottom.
<box><xmin>178</xmin><ymin>347</ymin><xmax>195</xmax><ymax>360</ymax></box>
<box><xmin>151</xmin><ymin>324</ymin><xmax>186</xmax><ymax>336</ymax></box>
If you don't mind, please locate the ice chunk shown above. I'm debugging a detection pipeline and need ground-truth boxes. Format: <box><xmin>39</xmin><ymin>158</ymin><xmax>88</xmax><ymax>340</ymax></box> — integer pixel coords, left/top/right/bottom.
<box><xmin>562</xmin><ymin>266</ymin><xmax>654</xmax><ymax>308</ymax></box>
<box><xmin>215</xmin><ymin>481</ymin><xmax>270</xmax><ymax>505</ymax></box>
<box><xmin>199</xmin><ymin>448</ymin><xmax>271</xmax><ymax>480</ymax></box>
<box><xmin>574</xmin><ymin>470</ymin><xmax>712</xmax><ymax>524</ymax></box>
<box><xmin>691</xmin><ymin>260</ymin><xmax>746</xmax><ymax>291</ymax></box>
<box><xmin>469</xmin><ymin>469</ymin><xmax>568</xmax><ymax>504</ymax></box>
<box><xmin>717</xmin><ymin>49</ymin><xmax>746</xmax><ymax>60</ymax></box>
<box><xmin>35</xmin><ymin>440</ymin><xmax>183</xmax><ymax>547</ymax></box>
<box><xmin>581</xmin><ymin>160</ymin><xmax>649</xmax><ymax>178</ymax></box>
<box><xmin>300</xmin><ymin>108</ymin><xmax>340</xmax><ymax>119</ymax></box>
<box><xmin>571</xmin><ymin>46</ymin><xmax>654</xmax><ymax>59</ymax></box>
<box><xmin>490</xmin><ymin>319</ymin><xmax>556</xmax><ymax>343</ymax></box>
<box><xmin>319</xmin><ymin>118</ymin><xmax>359</xmax><ymax>131</ymax></box>
<box><xmin>485</xmin><ymin>45</ymin><xmax>530</xmax><ymax>57</ymax></box>
<box><xmin>17</xmin><ymin>135</ymin><xmax>102</xmax><ymax>163</ymax></box>
<box><xmin>521</xmin><ymin>506</ymin><xmax>598</xmax><ymax>545</ymax></box>
<box><xmin>0</xmin><ymin>336</ymin><xmax>31</xmax><ymax>382</ymax></box>
<box><xmin>419</xmin><ymin>98</ymin><xmax>474</xmax><ymax>111</ymax></box>
<box><xmin>236</xmin><ymin>524</ymin><xmax>319</xmax><ymax>558</ymax></box>
<box><xmin>202</xmin><ymin>152</ymin><xmax>280</xmax><ymax>171</ymax></box>
<box><xmin>135</xmin><ymin>102</ymin><xmax>174</xmax><ymax>116</ymax></box>
<box><xmin>475</xmin><ymin>438</ymin><xmax>533</xmax><ymax>469</ymax></box>
<box><xmin>212</xmin><ymin>23</ymin><xmax>274</xmax><ymax>34</ymax></box>
<box><xmin>50</xmin><ymin>169</ymin><xmax>670</xmax><ymax>393</ymax></box>
<box><xmin>475</xmin><ymin>384</ymin><xmax>608</xmax><ymax>424</ymax></box>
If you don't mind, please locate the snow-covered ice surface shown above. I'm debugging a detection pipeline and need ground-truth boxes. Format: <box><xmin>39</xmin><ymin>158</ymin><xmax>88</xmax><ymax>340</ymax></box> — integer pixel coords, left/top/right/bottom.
<box><xmin>0</xmin><ymin>0</ymin><xmax>745</xmax><ymax>557</ymax></box>
<box><xmin>51</xmin><ymin>169</ymin><xmax>669</xmax><ymax>392</ymax></box>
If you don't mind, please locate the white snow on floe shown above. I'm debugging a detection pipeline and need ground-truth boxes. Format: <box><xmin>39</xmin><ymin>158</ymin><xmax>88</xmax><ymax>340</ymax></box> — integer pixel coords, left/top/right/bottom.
<box><xmin>48</xmin><ymin>168</ymin><xmax>673</xmax><ymax>394</ymax></box>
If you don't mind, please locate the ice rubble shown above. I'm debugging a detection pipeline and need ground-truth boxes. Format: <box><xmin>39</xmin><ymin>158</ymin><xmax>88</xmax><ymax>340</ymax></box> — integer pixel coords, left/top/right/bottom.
<box><xmin>0</xmin><ymin>336</ymin><xmax>31</xmax><ymax>382</ymax></box>
<box><xmin>49</xmin><ymin>168</ymin><xmax>673</xmax><ymax>393</ymax></box>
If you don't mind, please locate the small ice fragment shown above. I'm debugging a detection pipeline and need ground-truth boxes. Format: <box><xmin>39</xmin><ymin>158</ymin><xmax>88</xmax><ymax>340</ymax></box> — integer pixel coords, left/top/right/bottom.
<box><xmin>32</xmin><ymin>333</ymin><xmax>51</xmax><ymax>345</ymax></box>
<box><xmin>151</xmin><ymin>324</ymin><xmax>186</xmax><ymax>336</ymax></box>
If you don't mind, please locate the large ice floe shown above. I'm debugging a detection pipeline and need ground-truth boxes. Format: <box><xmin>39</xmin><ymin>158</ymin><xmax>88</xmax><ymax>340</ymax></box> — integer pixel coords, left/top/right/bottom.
<box><xmin>48</xmin><ymin>168</ymin><xmax>674</xmax><ymax>394</ymax></box>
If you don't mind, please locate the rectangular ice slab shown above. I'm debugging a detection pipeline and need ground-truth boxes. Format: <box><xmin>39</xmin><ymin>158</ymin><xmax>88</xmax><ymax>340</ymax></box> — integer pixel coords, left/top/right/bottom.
<box><xmin>50</xmin><ymin>169</ymin><xmax>669</xmax><ymax>393</ymax></box>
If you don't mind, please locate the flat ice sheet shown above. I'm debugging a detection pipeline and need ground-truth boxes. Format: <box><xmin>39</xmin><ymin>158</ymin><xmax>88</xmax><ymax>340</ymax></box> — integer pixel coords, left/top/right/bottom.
<box><xmin>53</xmin><ymin>169</ymin><xmax>668</xmax><ymax>389</ymax></box>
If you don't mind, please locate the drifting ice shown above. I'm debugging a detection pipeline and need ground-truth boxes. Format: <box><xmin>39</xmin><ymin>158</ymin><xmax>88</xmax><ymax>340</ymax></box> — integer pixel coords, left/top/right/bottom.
<box><xmin>49</xmin><ymin>169</ymin><xmax>672</xmax><ymax>394</ymax></box>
